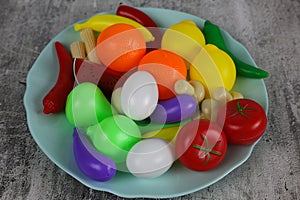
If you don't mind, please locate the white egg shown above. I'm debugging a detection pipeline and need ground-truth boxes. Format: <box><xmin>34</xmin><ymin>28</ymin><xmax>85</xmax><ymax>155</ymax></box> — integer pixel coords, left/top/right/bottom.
<box><xmin>121</xmin><ymin>71</ymin><xmax>158</xmax><ymax>121</ymax></box>
<box><xmin>126</xmin><ymin>138</ymin><xmax>175</xmax><ymax>178</ymax></box>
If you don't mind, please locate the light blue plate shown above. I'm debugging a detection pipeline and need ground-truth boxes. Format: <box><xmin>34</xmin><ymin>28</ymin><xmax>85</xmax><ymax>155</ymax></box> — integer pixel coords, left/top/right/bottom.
<box><xmin>24</xmin><ymin>8</ymin><xmax>268</xmax><ymax>198</ymax></box>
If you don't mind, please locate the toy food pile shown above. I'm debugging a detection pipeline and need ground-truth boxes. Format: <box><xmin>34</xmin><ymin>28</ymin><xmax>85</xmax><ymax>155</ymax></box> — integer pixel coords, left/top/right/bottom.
<box><xmin>42</xmin><ymin>5</ymin><xmax>268</xmax><ymax>181</ymax></box>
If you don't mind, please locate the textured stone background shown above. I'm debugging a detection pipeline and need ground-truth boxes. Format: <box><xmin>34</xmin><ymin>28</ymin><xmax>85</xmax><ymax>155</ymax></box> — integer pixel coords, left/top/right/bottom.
<box><xmin>0</xmin><ymin>0</ymin><xmax>299</xmax><ymax>199</ymax></box>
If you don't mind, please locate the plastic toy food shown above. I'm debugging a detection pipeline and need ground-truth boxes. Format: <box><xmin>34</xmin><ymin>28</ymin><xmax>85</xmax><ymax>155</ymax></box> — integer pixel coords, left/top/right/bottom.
<box><xmin>65</xmin><ymin>82</ymin><xmax>112</xmax><ymax>128</ymax></box>
<box><xmin>175</xmin><ymin>119</ymin><xmax>227</xmax><ymax>171</ymax></box>
<box><xmin>70</xmin><ymin>41</ymin><xmax>86</xmax><ymax>59</ymax></box>
<box><xmin>116</xmin><ymin>5</ymin><xmax>159</xmax><ymax>28</ymax></box>
<box><xmin>189</xmin><ymin>44</ymin><xmax>236</xmax><ymax>97</ymax></box>
<box><xmin>120</xmin><ymin>71</ymin><xmax>158</xmax><ymax>121</ymax></box>
<box><xmin>73</xmin><ymin>58</ymin><xmax>123</xmax><ymax>100</ymax></box>
<box><xmin>142</xmin><ymin>126</ymin><xmax>181</xmax><ymax>142</ymax></box>
<box><xmin>116</xmin><ymin>4</ymin><xmax>162</xmax><ymax>50</ymax></box>
<box><xmin>174</xmin><ymin>79</ymin><xmax>195</xmax><ymax>96</ymax></box>
<box><xmin>201</xmin><ymin>98</ymin><xmax>220</xmax><ymax>121</ymax></box>
<box><xmin>189</xmin><ymin>80</ymin><xmax>205</xmax><ymax>103</ymax></box>
<box><xmin>74</xmin><ymin>14</ymin><xmax>154</xmax><ymax>42</ymax></box>
<box><xmin>42</xmin><ymin>42</ymin><xmax>74</xmax><ymax>114</ymax></box>
<box><xmin>96</xmin><ymin>24</ymin><xmax>146</xmax><ymax>72</ymax></box>
<box><xmin>111</xmin><ymin>87</ymin><xmax>124</xmax><ymax>114</ymax></box>
<box><xmin>79</xmin><ymin>28</ymin><xmax>100</xmax><ymax>63</ymax></box>
<box><xmin>150</xmin><ymin>94</ymin><xmax>198</xmax><ymax>124</ymax></box>
<box><xmin>138</xmin><ymin>49</ymin><xmax>187</xmax><ymax>100</ymax></box>
<box><xmin>216</xmin><ymin>99</ymin><xmax>267</xmax><ymax>145</ymax></box>
<box><xmin>230</xmin><ymin>91</ymin><xmax>244</xmax><ymax>100</ymax></box>
<box><xmin>87</xmin><ymin>115</ymin><xmax>141</xmax><ymax>164</ymax></box>
<box><xmin>73</xmin><ymin>128</ymin><xmax>116</xmax><ymax>181</ymax></box>
<box><xmin>203</xmin><ymin>20</ymin><xmax>269</xmax><ymax>78</ymax></box>
<box><xmin>126</xmin><ymin>138</ymin><xmax>175</xmax><ymax>178</ymax></box>
<box><xmin>161</xmin><ymin>20</ymin><xmax>205</xmax><ymax>64</ymax></box>
<box><xmin>212</xmin><ymin>87</ymin><xmax>233</xmax><ymax>103</ymax></box>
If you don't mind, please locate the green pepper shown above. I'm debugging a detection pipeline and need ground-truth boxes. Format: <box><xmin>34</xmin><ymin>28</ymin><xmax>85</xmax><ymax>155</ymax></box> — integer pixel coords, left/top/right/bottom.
<box><xmin>203</xmin><ymin>20</ymin><xmax>269</xmax><ymax>79</ymax></box>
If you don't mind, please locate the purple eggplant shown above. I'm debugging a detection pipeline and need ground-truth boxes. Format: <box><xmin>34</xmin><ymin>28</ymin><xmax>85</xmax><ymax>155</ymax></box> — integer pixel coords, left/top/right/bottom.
<box><xmin>150</xmin><ymin>94</ymin><xmax>197</xmax><ymax>124</ymax></box>
<box><xmin>73</xmin><ymin>128</ymin><xmax>116</xmax><ymax>181</ymax></box>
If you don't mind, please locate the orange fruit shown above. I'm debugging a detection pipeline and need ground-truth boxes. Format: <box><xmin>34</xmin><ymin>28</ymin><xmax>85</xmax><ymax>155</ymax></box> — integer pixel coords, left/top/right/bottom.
<box><xmin>138</xmin><ymin>49</ymin><xmax>187</xmax><ymax>100</ymax></box>
<box><xmin>96</xmin><ymin>23</ymin><xmax>146</xmax><ymax>72</ymax></box>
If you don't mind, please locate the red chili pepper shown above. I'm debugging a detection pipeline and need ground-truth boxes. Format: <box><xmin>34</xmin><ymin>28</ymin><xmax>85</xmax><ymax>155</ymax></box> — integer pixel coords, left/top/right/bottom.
<box><xmin>116</xmin><ymin>5</ymin><xmax>162</xmax><ymax>50</ymax></box>
<box><xmin>43</xmin><ymin>42</ymin><xmax>74</xmax><ymax>114</ymax></box>
<box><xmin>117</xmin><ymin>5</ymin><xmax>158</xmax><ymax>27</ymax></box>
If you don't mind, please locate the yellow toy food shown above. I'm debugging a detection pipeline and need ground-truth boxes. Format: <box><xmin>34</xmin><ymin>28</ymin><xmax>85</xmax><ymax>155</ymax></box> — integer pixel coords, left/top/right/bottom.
<box><xmin>142</xmin><ymin>126</ymin><xmax>181</xmax><ymax>143</ymax></box>
<box><xmin>189</xmin><ymin>44</ymin><xmax>236</xmax><ymax>97</ymax></box>
<box><xmin>74</xmin><ymin>14</ymin><xmax>154</xmax><ymax>42</ymax></box>
<box><xmin>161</xmin><ymin>20</ymin><xmax>205</xmax><ymax>65</ymax></box>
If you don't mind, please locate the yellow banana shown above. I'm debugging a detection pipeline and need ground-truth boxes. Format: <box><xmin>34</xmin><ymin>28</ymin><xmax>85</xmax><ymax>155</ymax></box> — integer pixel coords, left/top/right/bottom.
<box><xmin>74</xmin><ymin>14</ymin><xmax>155</xmax><ymax>42</ymax></box>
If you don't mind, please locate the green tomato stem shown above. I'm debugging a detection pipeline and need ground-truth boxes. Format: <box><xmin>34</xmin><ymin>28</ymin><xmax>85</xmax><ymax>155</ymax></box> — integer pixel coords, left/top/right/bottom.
<box><xmin>229</xmin><ymin>99</ymin><xmax>256</xmax><ymax>118</ymax></box>
<box><xmin>192</xmin><ymin>135</ymin><xmax>222</xmax><ymax>165</ymax></box>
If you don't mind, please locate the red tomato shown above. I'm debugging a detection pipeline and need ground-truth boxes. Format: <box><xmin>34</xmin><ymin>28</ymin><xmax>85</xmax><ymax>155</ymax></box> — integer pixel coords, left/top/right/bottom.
<box><xmin>217</xmin><ymin>99</ymin><xmax>267</xmax><ymax>145</ymax></box>
<box><xmin>175</xmin><ymin>119</ymin><xmax>227</xmax><ymax>171</ymax></box>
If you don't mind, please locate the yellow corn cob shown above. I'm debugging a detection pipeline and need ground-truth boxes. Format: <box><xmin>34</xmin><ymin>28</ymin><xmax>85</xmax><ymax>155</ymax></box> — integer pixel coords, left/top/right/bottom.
<box><xmin>80</xmin><ymin>28</ymin><xmax>100</xmax><ymax>63</ymax></box>
<box><xmin>74</xmin><ymin>14</ymin><xmax>155</xmax><ymax>42</ymax></box>
<box><xmin>70</xmin><ymin>41</ymin><xmax>86</xmax><ymax>59</ymax></box>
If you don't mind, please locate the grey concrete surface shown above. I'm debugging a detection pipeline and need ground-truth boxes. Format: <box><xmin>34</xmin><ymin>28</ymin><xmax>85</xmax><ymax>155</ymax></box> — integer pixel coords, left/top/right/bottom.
<box><xmin>0</xmin><ymin>0</ymin><xmax>299</xmax><ymax>199</ymax></box>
